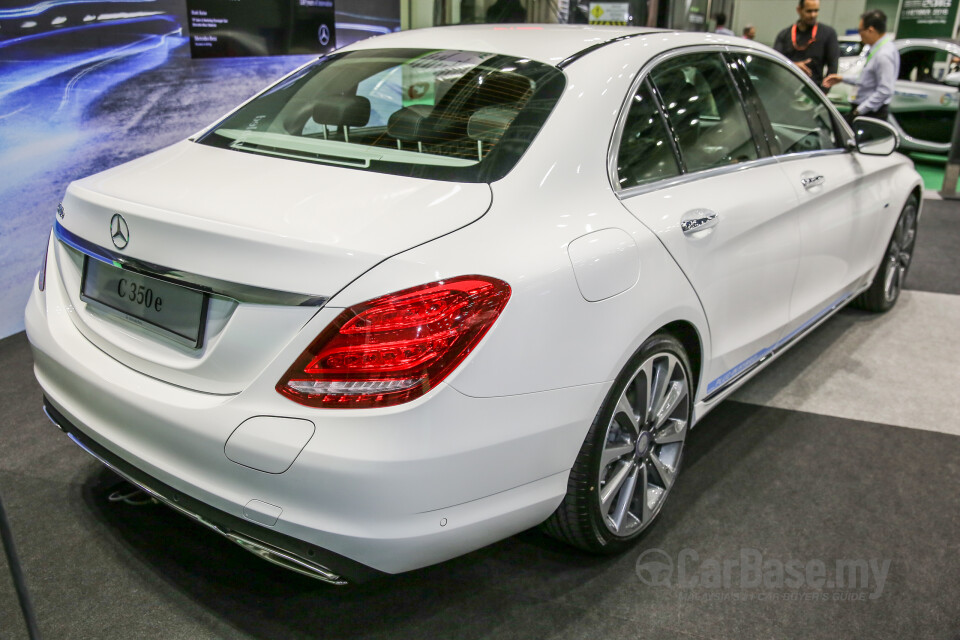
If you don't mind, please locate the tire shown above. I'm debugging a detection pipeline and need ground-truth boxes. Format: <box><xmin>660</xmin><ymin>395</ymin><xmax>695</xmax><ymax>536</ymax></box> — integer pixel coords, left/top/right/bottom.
<box><xmin>542</xmin><ymin>333</ymin><xmax>693</xmax><ymax>553</ymax></box>
<box><xmin>854</xmin><ymin>196</ymin><xmax>919</xmax><ymax>313</ymax></box>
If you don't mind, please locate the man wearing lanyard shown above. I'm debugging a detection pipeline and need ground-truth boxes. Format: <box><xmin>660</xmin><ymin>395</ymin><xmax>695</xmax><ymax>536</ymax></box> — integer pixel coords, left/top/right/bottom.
<box><xmin>823</xmin><ymin>10</ymin><xmax>899</xmax><ymax>122</ymax></box>
<box><xmin>773</xmin><ymin>0</ymin><xmax>840</xmax><ymax>90</ymax></box>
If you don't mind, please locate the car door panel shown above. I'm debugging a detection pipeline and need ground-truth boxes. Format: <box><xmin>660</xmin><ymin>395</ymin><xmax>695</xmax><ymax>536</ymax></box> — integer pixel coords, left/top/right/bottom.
<box><xmin>616</xmin><ymin>52</ymin><xmax>800</xmax><ymax>395</ymax></box>
<box><xmin>775</xmin><ymin>153</ymin><xmax>881</xmax><ymax>329</ymax></box>
<box><xmin>620</xmin><ymin>168</ymin><xmax>801</xmax><ymax>393</ymax></box>
<box><xmin>737</xmin><ymin>52</ymin><xmax>885</xmax><ymax>339</ymax></box>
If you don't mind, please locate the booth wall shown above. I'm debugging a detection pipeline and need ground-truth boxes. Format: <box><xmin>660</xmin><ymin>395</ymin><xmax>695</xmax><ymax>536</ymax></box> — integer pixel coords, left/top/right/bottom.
<box><xmin>0</xmin><ymin>1</ymin><xmax>395</xmax><ymax>340</ymax></box>
<box><xmin>733</xmin><ymin>0</ymin><xmax>867</xmax><ymax>45</ymax></box>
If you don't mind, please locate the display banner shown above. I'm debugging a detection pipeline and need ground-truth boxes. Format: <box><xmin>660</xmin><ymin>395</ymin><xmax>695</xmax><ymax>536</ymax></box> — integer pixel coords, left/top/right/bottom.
<box><xmin>588</xmin><ymin>2</ymin><xmax>629</xmax><ymax>25</ymax></box>
<box><xmin>897</xmin><ymin>0</ymin><xmax>960</xmax><ymax>39</ymax></box>
<box><xmin>186</xmin><ymin>0</ymin><xmax>336</xmax><ymax>58</ymax></box>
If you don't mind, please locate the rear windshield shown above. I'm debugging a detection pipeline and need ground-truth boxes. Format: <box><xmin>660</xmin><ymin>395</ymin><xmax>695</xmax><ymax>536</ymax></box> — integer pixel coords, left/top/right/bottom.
<box><xmin>197</xmin><ymin>48</ymin><xmax>565</xmax><ymax>183</ymax></box>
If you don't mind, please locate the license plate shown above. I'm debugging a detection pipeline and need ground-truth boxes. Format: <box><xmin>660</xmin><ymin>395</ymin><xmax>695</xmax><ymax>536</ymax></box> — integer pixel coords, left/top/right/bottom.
<box><xmin>81</xmin><ymin>258</ymin><xmax>208</xmax><ymax>348</ymax></box>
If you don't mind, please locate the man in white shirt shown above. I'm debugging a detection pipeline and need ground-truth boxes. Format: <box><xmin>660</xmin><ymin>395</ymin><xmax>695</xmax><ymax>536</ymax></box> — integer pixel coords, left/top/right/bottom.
<box><xmin>715</xmin><ymin>13</ymin><xmax>735</xmax><ymax>36</ymax></box>
<box><xmin>823</xmin><ymin>9</ymin><xmax>899</xmax><ymax>122</ymax></box>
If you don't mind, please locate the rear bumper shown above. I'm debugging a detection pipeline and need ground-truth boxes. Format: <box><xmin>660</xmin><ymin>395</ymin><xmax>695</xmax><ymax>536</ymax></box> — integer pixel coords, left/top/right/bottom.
<box><xmin>43</xmin><ymin>400</ymin><xmax>374</xmax><ymax>584</ymax></box>
<box><xmin>25</xmin><ymin>261</ymin><xmax>603</xmax><ymax>575</ymax></box>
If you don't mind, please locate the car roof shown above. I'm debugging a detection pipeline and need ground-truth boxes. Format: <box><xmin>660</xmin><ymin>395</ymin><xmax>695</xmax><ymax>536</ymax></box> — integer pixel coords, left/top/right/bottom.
<box><xmin>340</xmin><ymin>24</ymin><xmax>665</xmax><ymax>66</ymax></box>
<box><xmin>896</xmin><ymin>37</ymin><xmax>960</xmax><ymax>53</ymax></box>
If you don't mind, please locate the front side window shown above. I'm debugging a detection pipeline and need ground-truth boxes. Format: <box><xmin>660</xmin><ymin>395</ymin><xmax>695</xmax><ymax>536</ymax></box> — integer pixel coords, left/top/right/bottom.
<box><xmin>741</xmin><ymin>54</ymin><xmax>840</xmax><ymax>155</ymax></box>
<box><xmin>650</xmin><ymin>53</ymin><xmax>759</xmax><ymax>173</ymax></box>
<box><xmin>616</xmin><ymin>81</ymin><xmax>681</xmax><ymax>189</ymax></box>
<box><xmin>198</xmin><ymin>49</ymin><xmax>565</xmax><ymax>183</ymax></box>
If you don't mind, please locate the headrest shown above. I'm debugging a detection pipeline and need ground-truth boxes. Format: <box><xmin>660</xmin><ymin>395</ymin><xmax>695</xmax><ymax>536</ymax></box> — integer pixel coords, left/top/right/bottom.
<box><xmin>313</xmin><ymin>95</ymin><xmax>371</xmax><ymax>127</ymax></box>
<box><xmin>472</xmin><ymin>72</ymin><xmax>532</xmax><ymax>109</ymax></box>
<box><xmin>467</xmin><ymin>105</ymin><xmax>519</xmax><ymax>142</ymax></box>
<box><xmin>387</xmin><ymin>105</ymin><xmax>433</xmax><ymax>142</ymax></box>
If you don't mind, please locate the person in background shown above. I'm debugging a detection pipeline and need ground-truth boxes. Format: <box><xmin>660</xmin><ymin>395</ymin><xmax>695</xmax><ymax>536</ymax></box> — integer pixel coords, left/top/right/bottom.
<box><xmin>486</xmin><ymin>0</ymin><xmax>526</xmax><ymax>23</ymax></box>
<box><xmin>773</xmin><ymin>0</ymin><xmax>839</xmax><ymax>90</ymax></box>
<box><xmin>715</xmin><ymin>13</ymin><xmax>735</xmax><ymax>36</ymax></box>
<box><xmin>823</xmin><ymin>9</ymin><xmax>898</xmax><ymax>122</ymax></box>
<box><xmin>742</xmin><ymin>24</ymin><xmax>757</xmax><ymax>40</ymax></box>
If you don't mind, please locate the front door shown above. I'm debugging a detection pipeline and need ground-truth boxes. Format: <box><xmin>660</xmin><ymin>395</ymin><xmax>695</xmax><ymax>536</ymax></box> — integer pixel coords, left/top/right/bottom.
<box><xmin>737</xmin><ymin>52</ymin><xmax>885</xmax><ymax>338</ymax></box>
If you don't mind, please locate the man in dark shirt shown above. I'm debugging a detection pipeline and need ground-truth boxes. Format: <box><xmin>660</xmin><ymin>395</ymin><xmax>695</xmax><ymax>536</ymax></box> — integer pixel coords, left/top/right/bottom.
<box><xmin>773</xmin><ymin>0</ymin><xmax>840</xmax><ymax>89</ymax></box>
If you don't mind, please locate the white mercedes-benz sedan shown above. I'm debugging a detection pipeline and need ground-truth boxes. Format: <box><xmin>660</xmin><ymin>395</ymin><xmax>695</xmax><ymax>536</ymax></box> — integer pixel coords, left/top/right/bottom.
<box><xmin>26</xmin><ymin>25</ymin><xmax>922</xmax><ymax>584</ymax></box>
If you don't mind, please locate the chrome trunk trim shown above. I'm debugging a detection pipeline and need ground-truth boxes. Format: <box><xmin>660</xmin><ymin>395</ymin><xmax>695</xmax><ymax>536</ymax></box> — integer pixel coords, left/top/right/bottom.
<box><xmin>54</xmin><ymin>220</ymin><xmax>328</xmax><ymax>307</ymax></box>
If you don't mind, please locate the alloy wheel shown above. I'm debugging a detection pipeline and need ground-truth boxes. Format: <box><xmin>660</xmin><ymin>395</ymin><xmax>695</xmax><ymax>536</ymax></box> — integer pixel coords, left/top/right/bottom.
<box><xmin>883</xmin><ymin>203</ymin><xmax>918</xmax><ymax>303</ymax></box>
<box><xmin>597</xmin><ymin>351</ymin><xmax>689</xmax><ymax>537</ymax></box>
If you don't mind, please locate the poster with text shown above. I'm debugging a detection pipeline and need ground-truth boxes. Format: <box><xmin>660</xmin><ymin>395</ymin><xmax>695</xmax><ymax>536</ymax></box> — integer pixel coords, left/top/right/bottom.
<box><xmin>898</xmin><ymin>0</ymin><xmax>960</xmax><ymax>39</ymax></box>
<box><xmin>186</xmin><ymin>0</ymin><xmax>336</xmax><ymax>58</ymax></box>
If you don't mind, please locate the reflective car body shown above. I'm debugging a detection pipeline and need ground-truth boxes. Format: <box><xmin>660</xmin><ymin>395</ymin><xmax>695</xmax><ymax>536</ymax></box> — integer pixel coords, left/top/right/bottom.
<box><xmin>828</xmin><ymin>37</ymin><xmax>960</xmax><ymax>153</ymax></box>
<box><xmin>838</xmin><ymin>34</ymin><xmax>865</xmax><ymax>61</ymax></box>
<box><xmin>26</xmin><ymin>26</ymin><xmax>922</xmax><ymax>583</ymax></box>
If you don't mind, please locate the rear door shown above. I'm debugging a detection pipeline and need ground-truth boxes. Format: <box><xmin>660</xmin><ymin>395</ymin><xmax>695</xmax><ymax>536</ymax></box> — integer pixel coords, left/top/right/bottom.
<box><xmin>615</xmin><ymin>50</ymin><xmax>801</xmax><ymax>397</ymax></box>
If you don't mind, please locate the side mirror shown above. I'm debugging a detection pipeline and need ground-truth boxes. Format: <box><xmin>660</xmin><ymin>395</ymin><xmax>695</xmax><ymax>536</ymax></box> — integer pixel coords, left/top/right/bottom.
<box><xmin>853</xmin><ymin>116</ymin><xmax>899</xmax><ymax>156</ymax></box>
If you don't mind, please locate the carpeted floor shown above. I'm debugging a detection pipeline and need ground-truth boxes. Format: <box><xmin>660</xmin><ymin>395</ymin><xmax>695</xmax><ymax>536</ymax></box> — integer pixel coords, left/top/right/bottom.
<box><xmin>2</xmin><ymin>199</ymin><xmax>960</xmax><ymax>639</ymax></box>
<box><xmin>1</xmin><ymin>341</ymin><xmax>958</xmax><ymax>640</ymax></box>
<box><xmin>906</xmin><ymin>199</ymin><xmax>960</xmax><ymax>296</ymax></box>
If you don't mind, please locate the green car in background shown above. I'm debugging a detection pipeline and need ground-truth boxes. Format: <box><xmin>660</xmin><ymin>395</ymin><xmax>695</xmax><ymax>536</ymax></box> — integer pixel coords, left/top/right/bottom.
<box><xmin>828</xmin><ymin>38</ymin><xmax>960</xmax><ymax>154</ymax></box>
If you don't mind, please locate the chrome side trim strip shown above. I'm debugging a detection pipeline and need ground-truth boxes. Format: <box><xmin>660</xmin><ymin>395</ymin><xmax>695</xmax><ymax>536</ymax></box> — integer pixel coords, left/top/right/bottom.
<box><xmin>701</xmin><ymin>288</ymin><xmax>860</xmax><ymax>403</ymax></box>
<box><xmin>777</xmin><ymin>147</ymin><xmax>849</xmax><ymax>162</ymax></box>
<box><xmin>54</xmin><ymin>220</ymin><xmax>328</xmax><ymax>307</ymax></box>
<box><xmin>615</xmin><ymin>157</ymin><xmax>782</xmax><ymax>199</ymax></box>
<box><xmin>44</xmin><ymin>405</ymin><xmax>348</xmax><ymax>585</ymax></box>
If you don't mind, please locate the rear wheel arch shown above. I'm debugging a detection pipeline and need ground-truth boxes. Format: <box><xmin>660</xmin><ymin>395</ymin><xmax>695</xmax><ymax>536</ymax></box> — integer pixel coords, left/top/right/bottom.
<box><xmin>542</xmin><ymin>330</ymin><xmax>695</xmax><ymax>552</ymax></box>
<box><xmin>658</xmin><ymin>320</ymin><xmax>703</xmax><ymax>401</ymax></box>
<box><xmin>910</xmin><ymin>185</ymin><xmax>923</xmax><ymax>213</ymax></box>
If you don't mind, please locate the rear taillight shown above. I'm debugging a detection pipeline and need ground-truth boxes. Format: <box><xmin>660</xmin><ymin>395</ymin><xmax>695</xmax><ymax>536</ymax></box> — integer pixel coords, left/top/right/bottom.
<box><xmin>278</xmin><ymin>276</ymin><xmax>511</xmax><ymax>409</ymax></box>
<box><xmin>38</xmin><ymin>234</ymin><xmax>49</xmax><ymax>292</ymax></box>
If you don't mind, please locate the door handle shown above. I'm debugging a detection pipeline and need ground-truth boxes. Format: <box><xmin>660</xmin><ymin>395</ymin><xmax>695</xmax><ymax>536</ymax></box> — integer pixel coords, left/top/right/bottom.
<box><xmin>801</xmin><ymin>174</ymin><xmax>825</xmax><ymax>189</ymax></box>
<box><xmin>681</xmin><ymin>209</ymin><xmax>719</xmax><ymax>235</ymax></box>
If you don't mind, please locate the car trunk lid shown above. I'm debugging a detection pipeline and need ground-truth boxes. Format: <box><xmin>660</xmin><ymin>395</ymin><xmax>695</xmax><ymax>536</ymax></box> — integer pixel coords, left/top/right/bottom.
<box><xmin>54</xmin><ymin>141</ymin><xmax>492</xmax><ymax>394</ymax></box>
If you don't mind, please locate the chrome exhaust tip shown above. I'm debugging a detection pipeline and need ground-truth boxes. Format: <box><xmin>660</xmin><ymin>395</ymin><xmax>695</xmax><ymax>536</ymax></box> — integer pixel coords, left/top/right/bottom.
<box><xmin>47</xmin><ymin>408</ymin><xmax>348</xmax><ymax>585</ymax></box>
<box><xmin>221</xmin><ymin>532</ymin><xmax>348</xmax><ymax>585</ymax></box>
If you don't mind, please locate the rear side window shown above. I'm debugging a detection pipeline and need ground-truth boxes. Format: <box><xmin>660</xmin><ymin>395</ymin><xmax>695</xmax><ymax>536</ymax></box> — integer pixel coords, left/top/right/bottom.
<box><xmin>198</xmin><ymin>49</ymin><xmax>565</xmax><ymax>183</ymax></box>
<box><xmin>616</xmin><ymin>81</ymin><xmax>681</xmax><ymax>189</ymax></box>
<box><xmin>898</xmin><ymin>47</ymin><xmax>952</xmax><ymax>84</ymax></box>
<box><xmin>839</xmin><ymin>41</ymin><xmax>863</xmax><ymax>57</ymax></box>
<box><xmin>650</xmin><ymin>53</ymin><xmax>759</xmax><ymax>172</ymax></box>
<box><xmin>740</xmin><ymin>54</ymin><xmax>840</xmax><ymax>155</ymax></box>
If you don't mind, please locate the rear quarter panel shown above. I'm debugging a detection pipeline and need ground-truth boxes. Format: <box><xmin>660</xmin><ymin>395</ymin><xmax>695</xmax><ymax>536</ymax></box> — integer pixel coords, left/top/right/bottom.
<box><xmin>324</xmin><ymin>39</ymin><xmax>712</xmax><ymax>401</ymax></box>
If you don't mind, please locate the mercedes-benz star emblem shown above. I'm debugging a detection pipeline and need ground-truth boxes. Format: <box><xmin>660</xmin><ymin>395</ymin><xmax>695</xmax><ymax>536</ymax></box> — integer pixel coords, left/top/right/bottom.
<box><xmin>110</xmin><ymin>213</ymin><xmax>129</xmax><ymax>250</ymax></box>
<box><xmin>318</xmin><ymin>23</ymin><xmax>330</xmax><ymax>46</ymax></box>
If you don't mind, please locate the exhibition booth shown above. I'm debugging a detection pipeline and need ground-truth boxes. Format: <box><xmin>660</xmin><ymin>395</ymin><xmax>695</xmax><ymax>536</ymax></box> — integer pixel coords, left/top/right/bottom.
<box><xmin>1</xmin><ymin>2</ymin><xmax>958</xmax><ymax>639</ymax></box>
